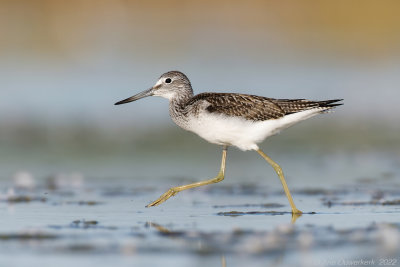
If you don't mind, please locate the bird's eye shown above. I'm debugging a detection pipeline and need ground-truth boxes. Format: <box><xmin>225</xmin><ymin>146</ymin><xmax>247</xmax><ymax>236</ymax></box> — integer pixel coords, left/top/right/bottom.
<box><xmin>165</xmin><ymin>78</ymin><xmax>172</xmax><ymax>83</ymax></box>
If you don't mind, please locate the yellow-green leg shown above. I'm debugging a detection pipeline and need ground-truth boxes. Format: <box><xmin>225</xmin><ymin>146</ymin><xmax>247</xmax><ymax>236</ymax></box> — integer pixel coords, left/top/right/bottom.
<box><xmin>256</xmin><ymin>149</ymin><xmax>302</xmax><ymax>215</ymax></box>
<box><xmin>146</xmin><ymin>146</ymin><xmax>228</xmax><ymax>207</ymax></box>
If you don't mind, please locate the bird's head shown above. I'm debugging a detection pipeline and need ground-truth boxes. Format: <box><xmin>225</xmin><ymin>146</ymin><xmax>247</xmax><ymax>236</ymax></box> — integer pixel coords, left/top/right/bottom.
<box><xmin>115</xmin><ymin>71</ymin><xmax>193</xmax><ymax>105</ymax></box>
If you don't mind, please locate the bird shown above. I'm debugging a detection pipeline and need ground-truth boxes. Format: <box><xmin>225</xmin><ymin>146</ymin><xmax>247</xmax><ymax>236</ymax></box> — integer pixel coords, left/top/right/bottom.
<box><xmin>115</xmin><ymin>71</ymin><xmax>342</xmax><ymax>214</ymax></box>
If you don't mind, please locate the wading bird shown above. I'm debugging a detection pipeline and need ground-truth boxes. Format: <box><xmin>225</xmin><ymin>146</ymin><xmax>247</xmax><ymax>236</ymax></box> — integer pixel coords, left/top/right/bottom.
<box><xmin>115</xmin><ymin>71</ymin><xmax>342</xmax><ymax>214</ymax></box>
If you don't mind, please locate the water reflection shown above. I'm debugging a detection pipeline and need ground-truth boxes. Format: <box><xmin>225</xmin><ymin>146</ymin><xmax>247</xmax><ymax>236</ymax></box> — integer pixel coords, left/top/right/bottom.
<box><xmin>1</xmin><ymin>177</ymin><xmax>400</xmax><ymax>266</ymax></box>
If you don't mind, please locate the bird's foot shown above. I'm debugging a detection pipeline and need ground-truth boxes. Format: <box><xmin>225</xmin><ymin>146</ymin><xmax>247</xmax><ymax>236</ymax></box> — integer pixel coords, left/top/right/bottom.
<box><xmin>146</xmin><ymin>187</ymin><xmax>179</xmax><ymax>207</ymax></box>
<box><xmin>292</xmin><ymin>208</ymin><xmax>303</xmax><ymax>215</ymax></box>
<box><xmin>291</xmin><ymin>211</ymin><xmax>302</xmax><ymax>224</ymax></box>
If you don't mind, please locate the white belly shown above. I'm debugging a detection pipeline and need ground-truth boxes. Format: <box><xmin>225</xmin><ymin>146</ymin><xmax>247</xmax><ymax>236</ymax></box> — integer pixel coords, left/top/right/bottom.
<box><xmin>183</xmin><ymin>109</ymin><xmax>322</xmax><ymax>151</ymax></box>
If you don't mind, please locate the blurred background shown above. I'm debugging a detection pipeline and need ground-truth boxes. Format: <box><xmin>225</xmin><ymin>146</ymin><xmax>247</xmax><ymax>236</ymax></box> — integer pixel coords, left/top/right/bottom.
<box><xmin>1</xmin><ymin>0</ymin><xmax>399</xmax><ymax>185</ymax></box>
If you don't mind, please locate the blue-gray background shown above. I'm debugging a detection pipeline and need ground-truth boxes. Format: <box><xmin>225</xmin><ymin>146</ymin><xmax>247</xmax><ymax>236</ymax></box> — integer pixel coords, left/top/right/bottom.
<box><xmin>1</xmin><ymin>3</ymin><xmax>400</xmax><ymax>267</ymax></box>
<box><xmin>1</xmin><ymin>0</ymin><xmax>399</xmax><ymax>184</ymax></box>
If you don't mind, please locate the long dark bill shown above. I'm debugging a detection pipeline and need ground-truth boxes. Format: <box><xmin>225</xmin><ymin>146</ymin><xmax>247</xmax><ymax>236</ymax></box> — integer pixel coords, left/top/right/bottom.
<box><xmin>114</xmin><ymin>88</ymin><xmax>154</xmax><ymax>105</ymax></box>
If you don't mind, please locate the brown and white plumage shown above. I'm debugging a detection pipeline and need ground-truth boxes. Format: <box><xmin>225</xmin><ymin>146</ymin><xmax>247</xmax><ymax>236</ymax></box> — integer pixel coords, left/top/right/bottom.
<box><xmin>187</xmin><ymin>92</ymin><xmax>342</xmax><ymax>121</ymax></box>
<box><xmin>116</xmin><ymin>70</ymin><xmax>343</xmax><ymax>151</ymax></box>
<box><xmin>115</xmin><ymin>70</ymin><xmax>343</xmax><ymax>212</ymax></box>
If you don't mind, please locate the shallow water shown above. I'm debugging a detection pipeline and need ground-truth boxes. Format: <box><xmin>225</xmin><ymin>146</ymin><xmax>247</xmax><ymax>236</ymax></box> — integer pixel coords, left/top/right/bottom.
<box><xmin>1</xmin><ymin>174</ymin><xmax>399</xmax><ymax>267</ymax></box>
<box><xmin>1</xmin><ymin>121</ymin><xmax>399</xmax><ymax>266</ymax></box>
<box><xmin>1</xmin><ymin>1</ymin><xmax>400</xmax><ymax>265</ymax></box>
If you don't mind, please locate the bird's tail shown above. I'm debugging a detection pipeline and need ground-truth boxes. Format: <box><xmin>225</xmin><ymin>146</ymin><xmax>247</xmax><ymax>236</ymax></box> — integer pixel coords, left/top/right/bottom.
<box><xmin>272</xmin><ymin>98</ymin><xmax>343</xmax><ymax>115</ymax></box>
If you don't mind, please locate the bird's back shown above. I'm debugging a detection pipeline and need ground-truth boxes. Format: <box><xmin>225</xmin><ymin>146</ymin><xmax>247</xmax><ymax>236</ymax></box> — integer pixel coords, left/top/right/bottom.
<box><xmin>184</xmin><ymin>92</ymin><xmax>342</xmax><ymax>121</ymax></box>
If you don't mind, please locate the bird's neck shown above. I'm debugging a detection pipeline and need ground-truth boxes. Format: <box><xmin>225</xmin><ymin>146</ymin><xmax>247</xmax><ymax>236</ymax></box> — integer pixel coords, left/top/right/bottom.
<box><xmin>169</xmin><ymin>86</ymin><xmax>194</xmax><ymax>108</ymax></box>
<box><xmin>171</xmin><ymin>92</ymin><xmax>192</xmax><ymax>106</ymax></box>
<box><xmin>168</xmin><ymin>89</ymin><xmax>194</xmax><ymax>129</ymax></box>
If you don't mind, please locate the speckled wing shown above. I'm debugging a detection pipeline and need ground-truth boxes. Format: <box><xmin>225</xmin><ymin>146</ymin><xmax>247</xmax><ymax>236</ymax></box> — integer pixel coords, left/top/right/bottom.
<box><xmin>187</xmin><ymin>93</ymin><xmax>343</xmax><ymax>121</ymax></box>
<box><xmin>269</xmin><ymin>98</ymin><xmax>343</xmax><ymax>115</ymax></box>
<box><xmin>187</xmin><ymin>93</ymin><xmax>285</xmax><ymax>121</ymax></box>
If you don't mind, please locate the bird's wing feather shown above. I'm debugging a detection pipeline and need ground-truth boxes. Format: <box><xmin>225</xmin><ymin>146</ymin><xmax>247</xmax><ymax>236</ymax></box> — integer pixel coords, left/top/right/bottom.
<box><xmin>187</xmin><ymin>93</ymin><xmax>343</xmax><ymax>121</ymax></box>
<box><xmin>187</xmin><ymin>93</ymin><xmax>285</xmax><ymax>120</ymax></box>
<box><xmin>269</xmin><ymin>98</ymin><xmax>343</xmax><ymax>114</ymax></box>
